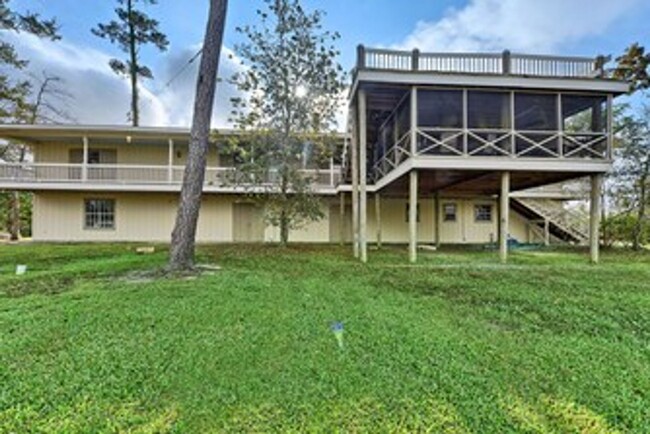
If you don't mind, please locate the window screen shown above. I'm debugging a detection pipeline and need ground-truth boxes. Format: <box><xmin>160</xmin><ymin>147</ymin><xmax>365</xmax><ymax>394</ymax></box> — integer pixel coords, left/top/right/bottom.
<box><xmin>515</xmin><ymin>93</ymin><xmax>558</xmax><ymax>131</ymax></box>
<box><xmin>468</xmin><ymin>91</ymin><xmax>510</xmax><ymax>129</ymax></box>
<box><xmin>418</xmin><ymin>89</ymin><xmax>463</xmax><ymax>128</ymax></box>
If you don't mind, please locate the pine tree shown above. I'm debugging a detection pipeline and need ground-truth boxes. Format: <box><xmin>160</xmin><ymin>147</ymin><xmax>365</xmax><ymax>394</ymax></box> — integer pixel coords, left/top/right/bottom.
<box><xmin>92</xmin><ymin>0</ymin><xmax>168</xmax><ymax>126</ymax></box>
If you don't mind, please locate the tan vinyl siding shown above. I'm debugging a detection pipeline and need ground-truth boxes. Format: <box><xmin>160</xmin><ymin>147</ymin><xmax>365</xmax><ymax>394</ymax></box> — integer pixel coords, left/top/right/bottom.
<box><xmin>264</xmin><ymin>203</ymin><xmax>331</xmax><ymax>243</ymax></box>
<box><xmin>32</xmin><ymin>193</ymin><xmax>531</xmax><ymax>244</ymax></box>
<box><xmin>32</xmin><ymin>142</ymin><xmax>220</xmax><ymax>167</ymax></box>
<box><xmin>33</xmin><ymin>192</ymin><xmax>233</xmax><ymax>242</ymax></box>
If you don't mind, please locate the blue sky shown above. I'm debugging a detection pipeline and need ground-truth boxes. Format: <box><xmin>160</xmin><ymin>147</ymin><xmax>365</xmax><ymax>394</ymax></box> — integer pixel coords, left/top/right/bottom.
<box><xmin>13</xmin><ymin>0</ymin><xmax>650</xmax><ymax>126</ymax></box>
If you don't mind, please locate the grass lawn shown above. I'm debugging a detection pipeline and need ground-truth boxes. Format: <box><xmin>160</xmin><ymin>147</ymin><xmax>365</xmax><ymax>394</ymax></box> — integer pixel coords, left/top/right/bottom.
<box><xmin>1</xmin><ymin>243</ymin><xmax>649</xmax><ymax>432</ymax></box>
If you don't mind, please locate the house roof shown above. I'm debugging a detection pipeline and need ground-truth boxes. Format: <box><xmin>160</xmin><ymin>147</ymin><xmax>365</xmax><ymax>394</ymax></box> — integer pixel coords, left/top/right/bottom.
<box><xmin>0</xmin><ymin>124</ymin><xmax>347</xmax><ymax>146</ymax></box>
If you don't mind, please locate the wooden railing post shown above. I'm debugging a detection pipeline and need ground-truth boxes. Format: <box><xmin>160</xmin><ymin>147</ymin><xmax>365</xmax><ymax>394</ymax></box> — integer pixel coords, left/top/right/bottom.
<box><xmin>594</xmin><ymin>55</ymin><xmax>606</xmax><ymax>78</ymax></box>
<box><xmin>502</xmin><ymin>50</ymin><xmax>511</xmax><ymax>75</ymax></box>
<box><xmin>357</xmin><ymin>44</ymin><xmax>366</xmax><ymax>69</ymax></box>
<box><xmin>411</xmin><ymin>48</ymin><xmax>420</xmax><ymax>71</ymax></box>
<box><xmin>82</xmin><ymin>136</ymin><xmax>89</xmax><ymax>182</ymax></box>
<box><xmin>167</xmin><ymin>138</ymin><xmax>174</xmax><ymax>183</ymax></box>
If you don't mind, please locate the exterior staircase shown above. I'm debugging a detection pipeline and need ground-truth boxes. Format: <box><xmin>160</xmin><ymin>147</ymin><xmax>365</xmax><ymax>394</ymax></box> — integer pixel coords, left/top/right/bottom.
<box><xmin>512</xmin><ymin>198</ymin><xmax>590</xmax><ymax>245</ymax></box>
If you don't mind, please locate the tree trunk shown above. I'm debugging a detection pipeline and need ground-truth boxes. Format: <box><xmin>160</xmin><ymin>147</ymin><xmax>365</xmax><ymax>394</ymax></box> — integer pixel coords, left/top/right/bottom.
<box><xmin>8</xmin><ymin>192</ymin><xmax>20</xmax><ymax>241</ymax></box>
<box><xmin>280</xmin><ymin>211</ymin><xmax>289</xmax><ymax>246</ymax></box>
<box><xmin>168</xmin><ymin>0</ymin><xmax>228</xmax><ymax>272</ymax></box>
<box><xmin>8</xmin><ymin>146</ymin><xmax>27</xmax><ymax>241</ymax></box>
<box><xmin>632</xmin><ymin>174</ymin><xmax>647</xmax><ymax>251</ymax></box>
<box><xmin>127</xmin><ymin>0</ymin><xmax>140</xmax><ymax>127</ymax></box>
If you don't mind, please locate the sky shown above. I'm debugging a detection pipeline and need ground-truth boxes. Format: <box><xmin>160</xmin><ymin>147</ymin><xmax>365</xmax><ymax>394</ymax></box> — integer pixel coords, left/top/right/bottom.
<box><xmin>9</xmin><ymin>0</ymin><xmax>650</xmax><ymax>127</ymax></box>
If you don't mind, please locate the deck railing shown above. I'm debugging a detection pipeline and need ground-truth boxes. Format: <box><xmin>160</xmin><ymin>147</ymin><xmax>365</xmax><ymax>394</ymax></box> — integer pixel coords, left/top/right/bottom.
<box><xmin>357</xmin><ymin>46</ymin><xmax>606</xmax><ymax>78</ymax></box>
<box><xmin>0</xmin><ymin>163</ymin><xmax>341</xmax><ymax>189</ymax></box>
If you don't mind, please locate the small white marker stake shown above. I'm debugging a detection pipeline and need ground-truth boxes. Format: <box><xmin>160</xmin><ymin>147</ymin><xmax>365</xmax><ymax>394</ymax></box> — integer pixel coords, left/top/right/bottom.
<box><xmin>16</xmin><ymin>265</ymin><xmax>27</xmax><ymax>275</ymax></box>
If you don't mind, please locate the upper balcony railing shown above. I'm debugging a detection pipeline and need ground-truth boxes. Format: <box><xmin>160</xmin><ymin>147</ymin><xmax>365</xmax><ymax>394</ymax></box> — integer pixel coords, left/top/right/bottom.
<box><xmin>0</xmin><ymin>163</ymin><xmax>342</xmax><ymax>191</ymax></box>
<box><xmin>356</xmin><ymin>46</ymin><xmax>607</xmax><ymax>79</ymax></box>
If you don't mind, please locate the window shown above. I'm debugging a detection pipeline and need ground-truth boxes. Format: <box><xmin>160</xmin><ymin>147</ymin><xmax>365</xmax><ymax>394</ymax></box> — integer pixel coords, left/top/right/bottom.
<box><xmin>84</xmin><ymin>199</ymin><xmax>115</xmax><ymax>230</ymax></box>
<box><xmin>474</xmin><ymin>204</ymin><xmax>493</xmax><ymax>222</ymax></box>
<box><xmin>87</xmin><ymin>150</ymin><xmax>101</xmax><ymax>164</ymax></box>
<box><xmin>443</xmin><ymin>203</ymin><xmax>457</xmax><ymax>222</ymax></box>
<box><xmin>418</xmin><ymin>89</ymin><xmax>463</xmax><ymax>128</ymax></box>
<box><xmin>405</xmin><ymin>203</ymin><xmax>421</xmax><ymax>223</ymax></box>
<box><xmin>468</xmin><ymin>91</ymin><xmax>510</xmax><ymax>129</ymax></box>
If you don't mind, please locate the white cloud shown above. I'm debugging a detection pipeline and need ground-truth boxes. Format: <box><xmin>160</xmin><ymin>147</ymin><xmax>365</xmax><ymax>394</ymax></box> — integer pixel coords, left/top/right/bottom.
<box><xmin>155</xmin><ymin>45</ymin><xmax>244</xmax><ymax>127</ymax></box>
<box><xmin>396</xmin><ymin>0</ymin><xmax>639</xmax><ymax>53</ymax></box>
<box><xmin>4</xmin><ymin>31</ymin><xmax>243</xmax><ymax>128</ymax></box>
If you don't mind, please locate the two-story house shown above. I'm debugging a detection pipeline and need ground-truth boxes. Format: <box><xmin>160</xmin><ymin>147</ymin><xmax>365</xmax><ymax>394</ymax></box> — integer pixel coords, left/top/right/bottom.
<box><xmin>0</xmin><ymin>46</ymin><xmax>627</xmax><ymax>263</ymax></box>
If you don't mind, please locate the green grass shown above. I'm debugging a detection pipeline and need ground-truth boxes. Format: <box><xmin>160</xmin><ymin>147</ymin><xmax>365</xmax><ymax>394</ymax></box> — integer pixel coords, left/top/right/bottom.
<box><xmin>1</xmin><ymin>243</ymin><xmax>649</xmax><ymax>432</ymax></box>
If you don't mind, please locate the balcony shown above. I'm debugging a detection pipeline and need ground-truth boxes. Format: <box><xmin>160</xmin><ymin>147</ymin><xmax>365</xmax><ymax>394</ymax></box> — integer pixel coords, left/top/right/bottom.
<box><xmin>360</xmin><ymin>87</ymin><xmax>614</xmax><ymax>187</ymax></box>
<box><xmin>356</xmin><ymin>46</ymin><xmax>607</xmax><ymax>79</ymax></box>
<box><xmin>0</xmin><ymin>163</ymin><xmax>342</xmax><ymax>193</ymax></box>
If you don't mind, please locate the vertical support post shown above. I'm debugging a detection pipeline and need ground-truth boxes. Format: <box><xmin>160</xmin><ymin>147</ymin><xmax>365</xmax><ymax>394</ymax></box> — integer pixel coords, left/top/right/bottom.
<box><xmin>595</xmin><ymin>55</ymin><xmax>606</xmax><ymax>78</ymax></box>
<box><xmin>357</xmin><ymin>45</ymin><xmax>366</xmax><ymax>69</ymax></box>
<box><xmin>359</xmin><ymin>90</ymin><xmax>368</xmax><ymax>263</ymax></box>
<box><xmin>351</xmin><ymin>107</ymin><xmax>360</xmax><ymax>259</ymax></box>
<box><xmin>557</xmin><ymin>93</ymin><xmax>564</xmax><ymax>157</ymax></box>
<box><xmin>499</xmin><ymin>171</ymin><xmax>510</xmax><ymax>263</ymax></box>
<box><xmin>544</xmin><ymin>218</ymin><xmax>550</xmax><ymax>247</ymax></box>
<box><xmin>606</xmin><ymin>94</ymin><xmax>613</xmax><ymax>159</ymax></box>
<box><xmin>82</xmin><ymin>136</ymin><xmax>89</xmax><ymax>182</ymax></box>
<box><xmin>339</xmin><ymin>192</ymin><xmax>345</xmax><ymax>246</ymax></box>
<box><xmin>409</xmin><ymin>170</ymin><xmax>419</xmax><ymax>263</ymax></box>
<box><xmin>375</xmin><ymin>193</ymin><xmax>382</xmax><ymax>248</ymax></box>
<box><xmin>410</xmin><ymin>86</ymin><xmax>418</xmax><ymax>156</ymax></box>
<box><xmin>590</xmin><ymin>174</ymin><xmax>603</xmax><ymax>264</ymax></box>
<box><xmin>168</xmin><ymin>138</ymin><xmax>174</xmax><ymax>183</ymax></box>
<box><xmin>462</xmin><ymin>89</ymin><xmax>469</xmax><ymax>155</ymax></box>
<box><xmin>434</xmin><ymin>191</ymin><xmax>441</xmax><ymax>248</ymax></box>
<box><xmin>510</xmin><ymin>91</ymin><xmax>516</xmax><ymax>156</ymax></box>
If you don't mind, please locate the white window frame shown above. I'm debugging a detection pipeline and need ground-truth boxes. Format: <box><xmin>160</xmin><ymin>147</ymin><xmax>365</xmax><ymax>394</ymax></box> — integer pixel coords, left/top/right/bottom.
<box><xmin>474</xmin><ymin>204</ymin><xmax>493</xmax><ymax>223</ymax></box>
<box><xmin>84</xmin><ymin>199</ymin><xmax>116</xmax><ymax>230</ymax></box>
<box><xmin>443</xmin><ymin>203</ymin><xmax>457</xmax><ymax>222</ymax></box>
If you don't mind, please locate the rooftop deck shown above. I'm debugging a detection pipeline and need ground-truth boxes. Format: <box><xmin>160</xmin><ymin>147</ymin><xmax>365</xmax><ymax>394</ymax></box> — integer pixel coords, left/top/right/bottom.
<box><xmin>356</xmin><ymin>46</ymin><xmax>608</xmax><ymax>79</ymax></box>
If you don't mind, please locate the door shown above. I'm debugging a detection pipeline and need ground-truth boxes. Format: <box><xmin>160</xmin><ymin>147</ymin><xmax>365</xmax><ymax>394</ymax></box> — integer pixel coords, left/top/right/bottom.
<box><xmin>69</xmin><ymin>149</ymin><xmax>117</xmax><ymax>181</ymax></box>
<box><xmin>233</xmin><ymin>203</ymin><xmax>265</xmax><ymax>242</ymax></box>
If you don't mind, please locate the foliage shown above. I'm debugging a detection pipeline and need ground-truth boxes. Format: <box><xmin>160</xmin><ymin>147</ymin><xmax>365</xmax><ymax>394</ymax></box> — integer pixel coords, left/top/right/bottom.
<box><xmin>227</xmin><ymin>0</ymin><xmax>345</xmax><ymax>245</ymax></box>
<box><xmin>0</xmin><ymin>191</ymin><xmax>31</xmax><ymax>236</ymax></box>
<box><xmin>613</xmin><ymin>42</ymin><xmax>650</xmax><ymax>93</ymax></box>
<box><xmin>0</xmin><ymin>3</ymin><xmax>61</xmax><ymax>239</ymax></box>
<box><xmin>1</xmin><ymin>244</ymin><xmax>650</xmax><ymax>431</ymax></box>
<box><xmin>0</xmin><ymin>0</ymin><xmax>59</xmax><ymax>122</ymax></box>
<box><xmin>609</xmin><ymin>106</ymin><xmax>650</xmax><ymax>249</ymax></box>
<box><xmin>602</xmin><ymin>212</ymin><xmax>649</xmax><ymax>247</ymax></box>
<box><xmin>92</xmin><ymin>0</ymin><xmax>168</xmax><ymax>126</ymax></box>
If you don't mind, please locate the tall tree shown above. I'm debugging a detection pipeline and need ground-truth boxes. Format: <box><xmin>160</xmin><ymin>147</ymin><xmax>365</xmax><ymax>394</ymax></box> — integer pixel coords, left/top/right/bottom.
<box><xmin>0</xmin><ymin>0</ymin><xmax>59</xmax><ymax>122</ymax></box>
<box><xmin>168</xmin><ymin>0</ymin><xmax>228</xmax><ymax>272</ymax></box>
<box><xmin>613</xmin><ymin>43</ymin><xmax>650</xmax><ymax>92</ymax></box>
<box><xmin>0</xmin><ymin>2</ymin><xmax>59</xmax><ymax>240</ymax></box>
<box><xmin>227</xmin><ymin>0</ymin><xmax>345</xmax><ymax>246</ymax></box>
<box><xmin>2</xmin><ymin>73</ymin><xmax>74</xmax><ymax>241</ymax></box>
<box><xmin>611</xmin><ymin>107</ymin><xmax>650</xmax><ymax>250</ymax></box>
<box><xmin>92</xmin><ymin>0</ymin><xmax>168</xmax><ymax>126</ymax></box>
